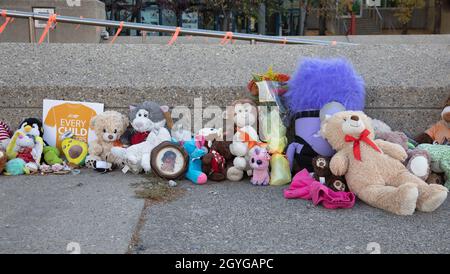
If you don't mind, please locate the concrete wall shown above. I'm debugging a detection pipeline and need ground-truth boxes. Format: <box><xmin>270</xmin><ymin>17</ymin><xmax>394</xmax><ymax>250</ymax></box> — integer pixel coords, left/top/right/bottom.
<box><xmin>0</xmin><ymin>0</ymin><xmax>106</xmax><ymax>43</ymax></box>
<box><xmin>0</xmin><ymin>41</ymin><xmax>449</xmax><ymax>137</ymax></box>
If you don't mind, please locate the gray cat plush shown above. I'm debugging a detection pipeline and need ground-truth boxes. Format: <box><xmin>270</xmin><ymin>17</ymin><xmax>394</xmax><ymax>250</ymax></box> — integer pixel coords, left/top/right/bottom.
<box><xmin>120</xmin><ymin>101</ymin><xmax>172</xmax><ymax>146</ymax></box>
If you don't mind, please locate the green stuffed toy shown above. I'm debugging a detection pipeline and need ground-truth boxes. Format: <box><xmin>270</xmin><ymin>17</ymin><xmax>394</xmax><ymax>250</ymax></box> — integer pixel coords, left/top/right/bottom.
<box><xmin>417</xmin><ymin>144</ymin><xmax>450</xmax><ymax>189</ymax></box>
<box><xmin>43</xmin><ymin>146</ymin><xmax>63</xmax><ymax>165</ymax></box>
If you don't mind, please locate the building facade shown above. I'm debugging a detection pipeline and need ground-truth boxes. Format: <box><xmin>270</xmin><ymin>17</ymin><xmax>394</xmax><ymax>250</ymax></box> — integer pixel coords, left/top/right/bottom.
<box><xmin>99</xmin><ymin>0</ymin><xmax>450</xmax><ymax>35</ymax></box>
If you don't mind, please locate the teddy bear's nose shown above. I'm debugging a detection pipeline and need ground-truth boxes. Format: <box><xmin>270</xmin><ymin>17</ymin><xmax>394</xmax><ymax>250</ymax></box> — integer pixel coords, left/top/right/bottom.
<box><xmin>350</xmin><ymin>115</ymin><xmax>359</xmax><ymax>121</ymax></box>
<box><xmin>256</xmin><ymin>160</ymin><xmax>263</xmax><ymax>165</ymax></box>
<box><xmin>108</xmin><ymin>135</ymin><xmax>114</xmax><ymax>140</ymax></box>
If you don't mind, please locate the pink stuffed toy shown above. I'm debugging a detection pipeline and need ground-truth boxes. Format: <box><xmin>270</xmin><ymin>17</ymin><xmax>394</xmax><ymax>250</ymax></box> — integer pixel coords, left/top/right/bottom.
<box><xmin>249</xmin><ymin>147</ymin><xmax>270</xmax><ymax>186</ymax></box>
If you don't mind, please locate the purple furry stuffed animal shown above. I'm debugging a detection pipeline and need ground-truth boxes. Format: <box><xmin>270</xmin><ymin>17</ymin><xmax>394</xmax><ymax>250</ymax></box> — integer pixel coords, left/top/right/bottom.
<box><xmin>249</xmin><ymin>147</ymin><xmax>271</xmax><ymax>186</ymax></box>
<box><xmin>283</xmin><ymin>58</ymin><xmax>365</xmax><ymax>173</ymax></box>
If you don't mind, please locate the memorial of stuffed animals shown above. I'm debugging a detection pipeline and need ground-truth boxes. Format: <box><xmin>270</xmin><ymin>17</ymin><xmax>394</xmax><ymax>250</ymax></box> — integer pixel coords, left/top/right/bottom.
<box><xmin>0</xmin><ymin>57</ymin><xmax>448</xmax><ymax>217</ymax></box>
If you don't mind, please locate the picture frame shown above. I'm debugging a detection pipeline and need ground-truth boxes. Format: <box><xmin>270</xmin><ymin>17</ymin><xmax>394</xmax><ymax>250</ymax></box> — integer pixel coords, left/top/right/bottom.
<box><xmin>151</xmin><ymin>141</ymin><xmax>188</xmax><ymax>180</ymax></box>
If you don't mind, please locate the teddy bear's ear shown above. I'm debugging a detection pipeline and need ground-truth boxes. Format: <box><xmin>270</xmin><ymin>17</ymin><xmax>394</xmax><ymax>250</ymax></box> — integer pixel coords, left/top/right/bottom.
<box><xmin>160</xmin><ymin>105</ymin><xmax>169</xmax><ymax>113</ymax></box>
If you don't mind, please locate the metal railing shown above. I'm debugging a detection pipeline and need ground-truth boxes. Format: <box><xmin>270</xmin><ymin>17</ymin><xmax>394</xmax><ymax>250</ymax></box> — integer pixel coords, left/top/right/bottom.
<box><xmin>0</xmin><ymin>9</ymin><xmax>358</xmax><ymax>46</ymax></box>
<box><xmin>373</xmin><ymin>6</ymin><xmax>384</xmax><ymax>33</ymax></box>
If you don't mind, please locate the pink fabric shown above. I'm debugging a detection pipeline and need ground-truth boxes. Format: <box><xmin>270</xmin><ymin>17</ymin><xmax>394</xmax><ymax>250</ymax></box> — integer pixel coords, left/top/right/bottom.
<box><xmin>284</xmin><ymin>169</ymin><xmax>356</xmax><ymax>209</ymax></box>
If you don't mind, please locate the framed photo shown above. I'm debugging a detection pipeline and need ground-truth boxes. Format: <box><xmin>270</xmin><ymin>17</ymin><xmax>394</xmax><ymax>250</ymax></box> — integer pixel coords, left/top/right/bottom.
<box><xmin>151</xmin><ymin>142</ymin><xmax>188</xmax><ymax>180</ymax></box>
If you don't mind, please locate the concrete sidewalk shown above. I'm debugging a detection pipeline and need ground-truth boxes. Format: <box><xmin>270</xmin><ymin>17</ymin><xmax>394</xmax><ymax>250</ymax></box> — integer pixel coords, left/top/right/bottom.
<box><xmin>138</xmin><ymin>181</ymin><xmax>450</xmax><ymax>254</ymax></box>
<box><xmin>0</xmin><ymin>171</ymin><xmax>449</xmax><ymax>254</ymax></box>
<box><xmin>0</xmin><ymin>170</ymin><xmax>144</xmax><ymax>254</ymax></box>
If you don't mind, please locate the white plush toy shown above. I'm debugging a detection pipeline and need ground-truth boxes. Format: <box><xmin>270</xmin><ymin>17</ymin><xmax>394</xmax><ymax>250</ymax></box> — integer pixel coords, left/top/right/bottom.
<box><xmin>226</xmin><ymin>99</ymin><xmax>261</xmax><ymax>181</ymax></box>
<box><xmin>111</xmin><ymin>126</ymin><xmax>171</xmax><ymax>173</ymax></box>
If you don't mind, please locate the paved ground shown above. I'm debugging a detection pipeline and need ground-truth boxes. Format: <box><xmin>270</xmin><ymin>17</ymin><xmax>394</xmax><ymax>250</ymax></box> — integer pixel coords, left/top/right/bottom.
<box><xmin>0</xmin><ymin>170</ymin><xmax>144</xmax><ymax>254</ymax></box>
<box><xmin>1</xmin><ymin>171</ymin><xmax>449</xmax><ymax>254</ymax></box>
<box><xmin>137</xmin><ymin>180</ymin><xmax>450</xmax><ymax>254</ymax></box>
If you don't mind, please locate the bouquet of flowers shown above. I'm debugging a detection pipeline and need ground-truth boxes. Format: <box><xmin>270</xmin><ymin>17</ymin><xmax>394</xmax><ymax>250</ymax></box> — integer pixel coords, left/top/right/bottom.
<box><xmin>247</xmin><ymin>66</ymin><xmax>290</xmax><ymax>97</ymax></box>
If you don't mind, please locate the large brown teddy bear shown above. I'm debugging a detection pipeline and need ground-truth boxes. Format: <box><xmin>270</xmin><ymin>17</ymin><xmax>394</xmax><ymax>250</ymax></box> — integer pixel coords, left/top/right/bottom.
<box><xmin>86</xmin><ymin>111</ymin><xmax>129</xmax><ymax>168</ymax></box>
<box><xmin>321</xmin><ymin>111</ymin><xmax>448</xmax><ymax>215</ymax></box>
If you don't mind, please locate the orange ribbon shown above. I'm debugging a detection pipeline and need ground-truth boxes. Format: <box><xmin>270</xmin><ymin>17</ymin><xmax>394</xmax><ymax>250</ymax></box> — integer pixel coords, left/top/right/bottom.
<box><xmin>110</xmin><ymin>21</ymin><xmax>124</xmax><ymax>44</ymax></box>
<box><xmin>167</xmin><ymin>27</ymin><xmax>180</xmax><ymax>45</ymax></box>
<box><xmin>0</xmin><ymin>10</ymin><xmax>11</xmax><ymax>34</ymax></box>
<box><xmin>38</xmin><ymin>14</ymin><xmax>57</xmax><ymax>44</ymax></box>
<box><xmin>220</xmin><ymin>32</ymin><xmax>233</xmax><ymax>45</ymax></box>
<box><xmin>237</xmin><ymin>128</ymin><xmax>266</xmax><ymax>149</ymax></box>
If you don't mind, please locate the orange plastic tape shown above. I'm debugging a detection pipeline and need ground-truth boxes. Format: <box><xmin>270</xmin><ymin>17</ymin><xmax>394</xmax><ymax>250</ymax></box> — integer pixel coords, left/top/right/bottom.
<box><xmin>38</xmin><ymin>14</ymin><xmax>57</xmax><ymax>45</ymax></box>
<box><xmin>75</xmin><ymin>16</ymin><xmax>84</xmax><ymax>30</ymax></box>
<box><xmin>167</xmin><ymin>27</ymin><xmax>180</xmax><ymax>45</ymax></box>
<box><xmin>0</xmin><ymin>10</ymin><xmax>11</xmax><ymax>34</ymax></box>
<box><xmin>110</xmin><ymin>21</ymin><xmax>124</xmax><ymax>44</ymax></box>
<box><xmin>220</xmin><ymin>32</ymin><xmax>233</xmax><ymax>45</ymax></box>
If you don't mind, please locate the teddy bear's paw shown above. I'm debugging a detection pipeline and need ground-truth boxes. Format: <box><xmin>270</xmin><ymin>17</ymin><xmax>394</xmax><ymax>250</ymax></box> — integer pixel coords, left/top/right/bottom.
<box><xmin>85</xmin><ymin>155</ymin><xmax>100</xmax><ymax>169</ymax></box>
<box><xmin>417</xmin><ymin>186</ymin><xmax>448</xmax><ymax>212</ymax></box>
<box><xmin>407</xmin><ymin>155</ymin><xmax>430</xmax><ymax>180</ymax></box>
<box><xmin>227</xmin><ymin>167</ymin><xmax>244</xmax><ymax>181</ymax></box>
<box><xmin>396</xmin><ymin>183</ymin><xmax>419</xmax><ymax>215</ymax></box>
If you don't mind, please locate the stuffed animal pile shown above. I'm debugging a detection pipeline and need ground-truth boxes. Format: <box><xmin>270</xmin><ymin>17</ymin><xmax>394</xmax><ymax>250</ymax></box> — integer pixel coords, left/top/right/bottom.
<box><xmin>1</xmin><ymin>58</ymin><xmax>448</xmax><ymax>217</ymax></box>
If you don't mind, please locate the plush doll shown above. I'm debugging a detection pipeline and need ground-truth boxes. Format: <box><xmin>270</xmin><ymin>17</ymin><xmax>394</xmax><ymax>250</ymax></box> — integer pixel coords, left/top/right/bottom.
<box><xmin>283</xmin><ymin>58</ymin><xmax>365</xmax><ymax>173</ymax></box>
<box><xmin>6</xmin><ymin>132</ymin><xmax>41</xmax><ymax>173</ymax></box>
<box><xmin>197</xmin><ymin>127</ymin><xmax>223</xmax><ymax>148</ymax></box>
<box><xmin>417</xmin><ymin>144</ymin><xmax>450</xmax><ymax>189</ymax></box>
<box><xmin>43</xmin><ymin>146</ymin><xmax>63</xmax><ymax>165</ymax></box>
<box><xmin>120</xmin><ymin>101</ymin><xmax>173</xmax><ymax>146</ymax></box>
<box><xmin>86</xmin><ymin>111</ymin><xmax>129</xmax><ymax>169</ymax></box>
<box><xmin>0</xmin><ymin>148</ymin><xmax>7</xmax><ymax>173</ymax></box>
<box><xmin>312</xmin><ymin>156</ymin><xmax>348</xmax><ymax>192</ymax></box>
<box><xmin>225</xmin><ymin>99</ymin><xmax>263</xmax><ymax>181</ymax></box>
<box><xmin>183</xmin><ymin>139</ymin><xmax>207</xmax><ymax>184</ymax></box>
<box><xmin>321</xmin><ymin>111</ymin><xmax>448</xmax><ymax>215</ymax></box>
<box><xmin>14</xmin><ymin>118</ymin><xmax>61</xmax><ymax>166</ymax></box>
<box><xmin>4</xmin><ymin>158</ymin><xmax>28</xmax><ymax>176</ymax></box>
<box><xmin>60</xmin><ymin>131</ymin><xmax>88</xmax><ymax>167</ymax></box>
<box><xmin>112</xmin><ymin>125</ymin><xmax>171</xmax><ymax>173</ymax></box>
<box><xmin>415</xmin><ymin>96</ymin><xmax>450</xmax><ymax>144</ymax></box>
<box><xmin>7</xmin><ymin>119</ymin><xmax>45</xmax><ymax>163</ymax></box>
<box><xmin>0</xmin><ymin>121</ymin><xmax>12</xmax><ymax>150</ymax></box>
<box><xmin>249</xmin><ymin>147</ymin><xmax>271</xmax><ymax>186</ymax></box>
<box><xmin>202</xmin><ymin>140</ymin><xmax>233</xmax><ymax>181</ymax></box>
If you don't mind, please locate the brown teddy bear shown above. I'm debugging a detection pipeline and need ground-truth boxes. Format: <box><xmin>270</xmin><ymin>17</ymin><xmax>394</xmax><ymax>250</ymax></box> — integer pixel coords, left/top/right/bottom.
<box><xmin>415</xmin><ymin>96</ymin><xmax>450</xmax><ymax>144</ymax></box>
<box><xmin>312</xmin><ymin>156</ymin><xmax>348</xmax><ymax>192</ymax></box>
<box><xmin>202</xmin><ymin>140</ymin><xmax>234</xmax><ymax>181</ymax></box>
<box><xmin>0</xmin><ymin>148</ymin><xmax>7</xmax><ymax>174</ymax></box>
<box><xmin>321</xmin><ymin>111</ymin><xmax>448</xmax><ymax>215</ymax></box>
<box><xmin>86</xmin><ymin>111</ymin><xmax>129</xmax><ymax>168</ymax></box>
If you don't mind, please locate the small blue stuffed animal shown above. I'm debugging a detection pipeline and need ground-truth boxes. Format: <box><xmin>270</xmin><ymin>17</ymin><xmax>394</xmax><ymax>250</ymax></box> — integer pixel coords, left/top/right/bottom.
<box><xmin>183</xmin><ymin>139</ymin><xmax>207</xmax><ymax>185</ymax></box>
<box><xmin>4</xmin><ymin>158</ymin><xmax>29</xmax><ymax>176</ymax></box>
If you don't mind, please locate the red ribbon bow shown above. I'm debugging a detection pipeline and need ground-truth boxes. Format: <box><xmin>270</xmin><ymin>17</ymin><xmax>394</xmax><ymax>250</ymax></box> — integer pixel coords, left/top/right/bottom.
<box><xmin>345</xmin><ymin>129</ymin><xmax>381</xmax><ymax>161</ymax></box>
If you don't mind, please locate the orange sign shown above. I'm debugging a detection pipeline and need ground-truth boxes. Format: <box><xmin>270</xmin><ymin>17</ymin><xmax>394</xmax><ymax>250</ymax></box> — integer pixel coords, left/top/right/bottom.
<box><xmin>43</xmin><ymin>99</ymin><xmax>104</xmax><ymax>149</ymax></box>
